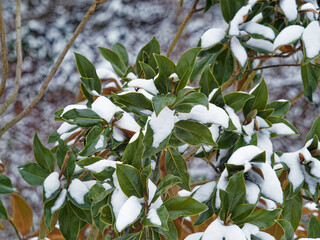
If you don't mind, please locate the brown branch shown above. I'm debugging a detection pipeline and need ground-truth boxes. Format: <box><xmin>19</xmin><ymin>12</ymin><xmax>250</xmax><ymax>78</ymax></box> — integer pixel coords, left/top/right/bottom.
<box><xmin>9</xmin><ymin>220</ymin><xmax>22</xmax><ymax>240</ymax></box>
<box><xmin>190</xmin><ymin>180</ymin><xmax>212</xmax><ymax>188</ymax></box>
<box><xmin>0</xmin><ymin>0</ymin><xmax>108</xmax><ymax>137</ymax></box>
<box><xmin>202</xmin><ymin>157</ymin><xmax>221</xmax><ymax>176</ymax></box>
<box><xmin>0</xmin><ymin>0</ymin><xmax>8</xmax><ymax>97</ymax></box>
<box><xmin>290</xmin><ymin>90</ymin><xmax>304</xmax><ymax>104</ymax></box>
<box><xmin>0</xmin><ymin>0</ymin><xmax>22</xmax><ymax>115</ymax></box>
<box><xmin>246</xmin><ymin>63</ymin><xmax>300</xmax><ymax>72</ymax></box>
<box><xmin>166</xmin><ymin>0</ymin><xmax>199</xmax><ymax>57</ymax></box>
<box><xmin>59</xmin><ymin>130</ymin><xmax>85</xmax><ymax>179</ymax></box>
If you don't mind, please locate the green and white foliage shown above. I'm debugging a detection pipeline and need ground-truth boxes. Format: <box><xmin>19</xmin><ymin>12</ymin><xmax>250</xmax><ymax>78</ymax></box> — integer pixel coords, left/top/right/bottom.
<box><xmin>18</xmin><ymin>0</ymin><xmax>320</xmax><ymax>239</ymax></box>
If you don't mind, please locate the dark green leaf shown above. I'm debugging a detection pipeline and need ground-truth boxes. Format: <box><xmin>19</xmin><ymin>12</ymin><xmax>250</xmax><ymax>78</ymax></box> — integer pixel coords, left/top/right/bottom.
<box><xmin>174</xmin><ymin>120</ymin><xmax>217</xmax><ymax>146</ymax></box>
<box><xmin>112</xmin><ymin>43</ymin><xmax>129</xmax><ymax>67</ymax></box>
<box><xmin>0</xmin><ymin>174</ymin><xmax>15</xmax><ymax>194</ymax></box>
<box><xmin>152</xmin><ymin>94</ymin><xmax>176</xmax><ymax>116</ymax></box>
<box><xmin>282</xmin><ymin>185</ymin><xmax>302</xmax><ymax>231</ymax></box>
<box><xmin>69</xmin><ymin>202</ymin><xmax>92</xmax><ymax>224</ymax></box>
<box><xmin>209</xmin><ymin>87</ymin><xmax>225</xmax><ymax>108</ymax></box>
<box><xmin>231</xmin><ymin>204</ymin><xmax>256</xmax><ymax>224</ymax></box>
<box><xmin>18</xmin><ymin>163</ymin><xmax>50</xmax><ymax>186</ymax></box>
<box><xmin>122</xmin><ymin>131</ymin><xmax>144</xmax><ymax>169</ymax></box>
<box><xmin>276</xmin><ymin>219</ymin><xmax>294</xmax><ymax>240</ymax></box>
<box><xmin>139</xmin><ymin>62</ymin><xmax>156</xmax><ymax>79</ymax></box>
<box><xmin>266</xmin><ymin>100</ymin><xmax>291</xmax><ymax>117</ymax></box>
<box><xmin>306</xmin><ymin>115</ymin><xmax>320</xmax><ymax>143</ymax></box>
<box><xmin>98</xmin><ymin>47</ymin><xmax>127</xmax><ymax>77</ymax></box>
<box><xmin>59</xmin><ymin>202</ymin><xmax>80</xmax><ymax>240</ymax></box>
<box><xmin>243</xmin><ymin>79</ymin><xmax>269</xmax><ymax>118</ymax></box>
<box><xmin>212</xmin><ymin>48</ymin><xmax>234</xmax><ymax>85</ymax></box>
<box><xmin>116</xmin><ymin>164</ymin><xmax>143</xmax><ymax>198</ymax></box>
<box><xmin>163</xmin><ymin>196</ymin><xmax>208</xmax><ymax>220</ymax></box>
<box><xmin>199</xmin><ymin>65</ymin><xmax>219</xmax><ymax>97</ymax></box>
<box><xmin>141</xmin><ymin>206</ymin><xmax>169</xmax><ymax>230</ymax></box>
<box><xmin>89</xmin><ymin>183</ymin><xmax>113</xmax><ymax>204</ymax></box>
<box><xmin>190</xmin><ymin>53</ymin><xmax>219</xmax><ymax>83</ymax></box>
<box><xmin>154</xmin><ymin>54</ymin><xmax>176</xmax><ymax>94</ymax></box>
<box><xmin>100</xmin><ymin>205</ymin><xmax>113</xmax><ymax>225</ymax></box>
<box><xmin>174</xmin><ymin>91</ymin><xmax>209</xmax><ymax>113</ymax></box>
<box><xmin>33</xmin><ymin>133</ymin><xmax>55</xmax><ymax>172</ymax></box>
<box><xmin>224</xmin><ymin>92</ymin><xmax>254</xmax><ymax>112</ymax></box>
<box><xmin>165</xmin><ymin>147</ymin><xmax>190</xmax><ymax>191</ymax></box>
<box><xmin>79</xmin><ymin>126</ymin><xmax>110</xmax><ymax>156</ymax></box>
<box><xmin>112</xmin><ymin>92</ymin><xmax>153</xmax><ymax>115</ymax></box>
<box><xmin>57</xmin><ymin>140</ymin><xmax>76</xmax><ymax>179</ymax></box>
<box><xmin>308</xmin><ymin>214</ymin><xmax>320</xmax><ymax>238</ymax></box>
<box><xmin>220</xmin><ymin>0</ymin><xmax>246</xmax><ymax>22</ymax></box>
<box><xmin>136</xmin><ymin>37</ymin><xmax>161</xmax><ymax>77</ymax></box>
<box><xmin>0</xmin><ymin>199</ymin><xmax>8</xmax><ymax>220</ymax></box>
<box><xmin>301</xmin><ymin>61</ymin><xmax>320</xmax><ymax>102</ymax></box>
<box><xmin>154</xmin><ymin>221</ymin><xmax>178</xmax><ymax>240</ymax></box>
<box><xmin>62</xmin><ymin>109</ymin><xmax>103</xmax><ymax>127</ymax></box>
<box><xmin>244</xmin><ymin>209</ymin><xmax>282</xmax><ymax>229</ymax></box>
<box><xmin>80</xmin><ymin>77</ymin><xmax>100</xmax><ymax>100</ymax></box>
<box><xmin>175</xmin><ymin>47</ymin><xmax>202</xmax><ymax>91</ymax></box>
<box><xmin>217</xmin><ymin>131</ymin><xmax>239</xmax><ymax>149</ymax></box>
<box><xmin>152</xmin><ymin>175</ymin><xmax>182</xmax><ymax>203</ymax></box>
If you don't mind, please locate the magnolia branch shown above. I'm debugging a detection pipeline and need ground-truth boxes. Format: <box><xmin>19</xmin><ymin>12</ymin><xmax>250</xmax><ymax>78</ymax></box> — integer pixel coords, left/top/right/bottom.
<box><xmin>0</xmin><ymin>0</ymin><xmax>108</xmax><ymax>137</ymax></box>
<box><xmin>0</xmin><ymin>0</ymin><xmax>8</xmax><ymax>97</ymax></box>
<box><xmin>0</xmin><ymin>0</ymin><xmax>22</xmax><ymax>115</ymax></box>
<box><xmin>166</xmin><ymin>0</ymin><xmax>199</xmax><ymax>57</ymax></box>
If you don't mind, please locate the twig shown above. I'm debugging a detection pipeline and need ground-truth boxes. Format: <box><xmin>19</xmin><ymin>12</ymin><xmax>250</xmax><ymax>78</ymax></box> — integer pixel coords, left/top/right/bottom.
<box><xmin>290</xmin><ymin>90</ymin><xmax>304</xmax><ymax>104</ymax></box>
<box><xmin>246</xmin><ymin>63</ymin><xmax>300</xmax><ymax>72</ymax></box>
<box><xmin>202</xmin><ymin>157</ymin><xmax>221</xmax><ymax>176</ymax></box>
<box><xmin>0</xmin><ymin>0</ymin><xmax>22</xmax><ymax>115</ymax></box>
<box><xmin>78</xmin><ymin>170</ymin><xmax>89</xmax><ymax>180</ymax></box>
<box><xmin>190</xmin><ymin>180</ymin><xmax>212</xmax><ymax>188</ymax></box>
<box><xmin>59</xmin><ymin>130</ymin><xmax>85</xmax><ymax>179</ymax></box>
<box><xmin>0</xmin><ymin>0</ymin><xmax>108</xmax><ymax>137</ymax></box>
<box><xmin>0</xmin><ymin>0</ymin><xmax>8</xmax><ymax>97</ymax></box>
<box><xmin>166</xmin><ymin>0</ymin><xmax>199</xmax><ymax>57</ymax></box>
<box><xmin>9</xmin><ymin>220</ymin><xmax>22</xmax><ymax>240</ymax></box>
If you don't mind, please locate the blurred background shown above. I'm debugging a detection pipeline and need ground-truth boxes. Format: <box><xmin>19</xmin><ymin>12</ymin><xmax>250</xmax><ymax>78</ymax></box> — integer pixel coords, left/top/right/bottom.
<box><xmin>0</xmin><ymin>0</ymin><xmax>319</xmax><ymax>237</ymax></box>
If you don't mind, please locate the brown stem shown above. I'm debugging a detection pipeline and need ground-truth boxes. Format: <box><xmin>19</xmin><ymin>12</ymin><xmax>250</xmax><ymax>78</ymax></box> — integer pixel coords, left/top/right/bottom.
<box><xmin>79</xmin><ymin>170</ymin><xmax>89</xmax><ymax>180</ymax></box>
<box><xmin>290</xmin><ymin>90</ymin><xmax>304</xmax><ymax>104</ymax></box>
<box><xmin>190</xmin><ymin>180</ymin><xmax>212</xmax><ymax>188</ymax></box>
<box><xmin>202</xmin><ymin>157</ymin><xmax>221</xmax><ymax>176</ymax></box>
<box><xmin>166</xmin><ymin>0</ymin><xmax>199</xmax><ymax>57</ymax></box>
<box><xmin>246</xmin><ymin>63</ymin><xmax>300</xmax><ymax>72</ymax></box>
<box><xmin>144</xmin><ymin>178</ymin><xmax>150</xmax><ymax>240</ymax></box>
<box><xmin>0</xmin><ymin>0</ymin><xmax>108</xmax><ymax>137</ymax></box>
<box><xmin>59</xmin><ymin>130</ymin><xmax>85</xmax><ymax>179</ymax></box>
<box><xmin>0</xmin><ymin>0</ymin><xmax>22</xmax><ymax>115</ymax></box>
<box><xmin>0</xmin><ymin>0</ymin><xmax>8</xmax><ymax>97</ymax></box>
<box><xmin>9</xmin><ymin>220</ymin><xmax>22</xmax><ymax>240</ymax></box>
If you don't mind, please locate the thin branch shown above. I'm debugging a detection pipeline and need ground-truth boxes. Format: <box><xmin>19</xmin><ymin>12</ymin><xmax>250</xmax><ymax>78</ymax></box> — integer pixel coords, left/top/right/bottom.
<box><xmin>59</xmin><ymin>130</ymin><xmax>85</xmax><ymax>179</ymax></box>
<box><xmin>202</xmin><ymin>157</ymin><xmax>221</xmax><ymax>176</ymax></box>
<box><xmin>0</xmin><ymin>0</ymin><xmax>8</xmax><ymax>97</ymax></box>
<box><xmin>9</xmin><ymin>220</ymin><xmax>22</xmax><ymax>240</ymax></box>
<box><xmin>246</xmin><ymin>63</ymin><xmax>300</xmax><ymax>72</ymax></box>
<box><xmin>190</xmin><ymin>180</ymin><xmax>212</xmax><ymax>188</ymax></box>
<box><xmin>0</xmin><ymin>0</ymin><xmax>22</xmax><ymax>115</ymax></box>
<box><xmin>166</xmin><ymin>0</ymin><xmax>199</xmax><ymax>57</ymax></box>
<box><xmin>290</xmin><ymin>90</ymin><xmax>304</xmax><ymax>104</ymax></box>
<box><xmin>0</xmin><ymin>0</ymin><xmax>108</xmax><ymax>137</ymax></box>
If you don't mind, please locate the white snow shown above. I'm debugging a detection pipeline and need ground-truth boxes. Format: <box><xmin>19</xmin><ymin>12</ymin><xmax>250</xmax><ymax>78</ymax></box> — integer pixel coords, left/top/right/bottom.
<box><xmin>256</xmin><ymin>116</ymin><xmax>269</xmax><ymax>128</ymax></box>
<box><xmin>209</xmin><ymin>124</ymin><xmax>220</xmax><ymax>142</ymax></box>
<box><xmin>302</xmin><ymin>21</ymin><xmax>320</xmax><ymax>59</ymax></box>
<box><xmin>178</xmin><ymin>104</ymin><xmax>229</xmax><ymax>128</ymax></box>
<box><xmin>202</xmin><ymin>218</ymin><xmax>247</xmax><ymax>240</ymax></box>
<box><xmin>61</xmin><ymin>104</ymin><xmax>87</xmax><ymax>116</ymax></box>
<box><xmin>242</xmin><ymin>223</ymin><xmax>259</xmax><ymax>239</ymax></box>
<box><xmin>246</xmin><ymin>38</ymin><xmax>273</xmax><ymax>53</ymax></box>
<box><xmin>242</xmin><ymin>22</ymin><xmax>275</xmax><ymax>40</ymax></box>
<box><xmin>215</xmin><ymin>169</ymin><xmax>229</xmax><ymax>209</ymax></box>
<box><xmin>91</xmin><ymin>90</ymin><xmax>100</xmax><ymax>96</ymax></box>
<box><xmin>300</xmin><ymin>3</ymin><xmax>319</xmax><ymax>21</ymax></box>
<box><xmin>111</xmin><ymin>188</ymin><xmax>128</xmax><ymax>220</ymax></box>
<box><xmin>82</xmin><ymin>180</ymin><xmax>97</xmax><ymax>190</ymax></box>
<box><xmin>254</xmin><ymin>231</ymin><xmax>276</xmax><ymax>240</ymax></box>
<box><xmin>92</xmin><ymin>96</ymin><xmax>120</xmax><ymax>122</ymax></box>
<box><xmin>250</xmin><ymin>12</ymin><xmax>263</xmax><ymax>23</ymax></box>
<box><xmin>68</xmin><ymin>179</ymin><xmax>89</xmax><ymax>204</ymax></box>
<box><xmin>169</xmin><ymin>73</ymin><xmax>180</xmax><ymax>82</ymax></box>
<box><xmin>114</xmin><ymin>112</ymin><xmax>141</xmax><ymax>134</ymax></box>
<box><xmin>305</xmin><ymin>202</ymin><xmax>318</xmax><ymax>211</ymax></box>
<box><xmin>116</xmin><ymin>196</ymin><xmax>142</xmax><ymax>232</ymax></box>
<box><xmin>84</xmin><ymin>159</ymin><xmax>120</xmax><ymax>173</ymax></box>
<box><xmin>129</xmin><ymin>131</ymin><xmax>140</xmax><ymax>143</ymax></box>
<box><xmin>200</xmin><ymin>28</ymin><xmax>226</xmax><ymax>48</ymax></box>
<box><xmin>230</xmin><ymin>37</ymin><xmax>247</xmax><ymax>68</ymax></box>
<box><xmin>245</xmin><ymin>181</ymin><xmax>260</xmax><ymax>204</ymax></box>
<box><xmin>225</xmin><ymin>105</ymin><xmax>242</xmax><ymax>133</ymax></box>
<box><xmin>257</xmin><ymin>130</ymin><xmax>273</xmax><ymax>164</ymax></box>
<box><xmin>138</xmin><ymin>89</ymin><xmax>154</xmax><ymax>100</ymax></box>
<box><xmin>229</xmin><ymin>5</ymin><xmax>251</xmax><ymax>36</ymax></box>
<box><xmin>192</xmin><ymin>181</ymin><xmax>216</xmax><ymax>203</ymax></box>
<box><xmin>112</xmin><ymin>126</ymin><xmax>126</xmax><ymax>142</ymax></box>
<box><xmin>43</xmin><ymin>172</ymin><xmax>60</xmax><ymax>199</ymax></box>
<box><xmin>150</xmin><ymin>107</ymin><xmax>175</xmax><ymax>148</ymax></box>
<box><xmin>96</xmin><ymin>68</ymin><xmax>122</xmax><ymax>87</ymax></box>
<box><xmin>273</xmin><ymin>25</ymin><xmax>304</xmax><ymax>51</ymax></box>
<box><xmin>148</xmin><ymin>179</ymin><xmax>157</xmax><ymax>205</ymax></box>
<box><xmin>268</xmin><ymin>123</ymin><xmax>295</xmax><ymax>135</ymax></box>
<box><xmin>126</xmin><ymin>72</ymin><xmax>137</xmax><ymax>80</ymax></box>
<box><xmin>185</xmin><ymin>232</ymin><xmax>204</xmax><ymax>240</ymax></box>
<box><xmin>147</xmin><ymin>208</ymin><xmax>161</xmax><ymax>226</ymax></box>
<box><xmin>102</xmin><ymin>183</ymin><xmax>112</xmax><ymax>191</ymax></box>
<box><xmin>51</xmin><ymin>189</ymin><xmax>67</xmax><ymax>213</ymax></box>
<box><xmin>227</xmin><ymin>145</ymin><xmax>263</xmax><ymax>172</ymax></box>
<box><xmin>57</xmin><ymin>122</ymin><xmax>77</xmax><ymax>135</ymax></box>
<box><xmin>95</xmin><ymin>135</ymin><xmax>105</xmax><ymax>149</ymax></box>
<box><xmin>208</xmin><ymin>88</ymin><xmax>219</xmax><ymax>101</ymax></box>
<box><xmin>279</xmin><ymin>0</ymin><xmax>298</xmax><ymax>21</ymax></box>
<box><xmin>127</xmin><ymin>79</ymin><xmax>159</xmax><ymax>95</ymax></box>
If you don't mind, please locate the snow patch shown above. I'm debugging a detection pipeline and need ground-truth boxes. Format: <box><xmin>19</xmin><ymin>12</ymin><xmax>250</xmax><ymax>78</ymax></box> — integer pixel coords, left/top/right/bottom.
<box><xmin>43</xmin><ymin>172</ymin><xmax>60</xmax><ymax>199</ymax></box>
<box><xmin>200</xmin><ymin>28</ymin><xmax>226</xmax><ymax>48</ymax></box>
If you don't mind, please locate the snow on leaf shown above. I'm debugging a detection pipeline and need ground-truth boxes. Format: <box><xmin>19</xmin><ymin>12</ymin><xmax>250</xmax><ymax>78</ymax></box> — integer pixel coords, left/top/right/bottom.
<box><xmin>229</xmin><ymin>5</ymin><xmax>251</xmax><ymax>36</ymax></box>
<box><xmin>112</xmin><ymin>127</ymin><xmax>126</xmax><ymax>142</ymax></box>
<box><xmin>302</xmin><ymin>21</ymin><xmax>320</xmax><ymax>59</ymax></box>
<box><xmin>202</xmin><ymin>217</ymin><xmax>247</xmax><ymax>240</ymax></box>
<box><xmin>61</xmin><ymin>104</ymin><xmax>87</xmax><ymax>116</ymax></box>
<box><xmin>268</xmin><ymin>123</ymin><xmax>296</xmax><ymax>135</ymax></box>
<box><xmin>273</xmin><ymin>25</ymin><xmax>304</xmax><ymax>51</ymax></box>
<box><xmin>178</xmin><ymin>103</ymin><xmax>229</xmax><ymax>128</ymax></box>
<box><xmin>147</xmin><ymin>208</ymin><xmax>161</xmax><ymax>226</ymax></box>
<box><xmin>230</xmin><ymin>37</ymin><xmax>247</xmax><ymax>68</ymax></box>
<box><xmin>185</xmin><ymin>232</ymin><xmax>204</xmax><ymax>240</ymax></box>
<box><xmin>242</xmin><ymin>22</ymin><xmax>275</xmax><ymax>40</ymax></box>
<box><xmin>254</xmin><ymin>231</ymin><xmax>276</xmax><ymax>240</ymax></box>
<box><xmin>84</xmin><ymin>159</ymin><xmax>120</xmax><ymax>173</ymax></box>
<box><xmin>200</xmin><ymin>28</ymin><xmax>226</xmax><ymax>48</ymax></box>
<box><xmin>51</xmin><ymin>189</ymin><xmax>67</xmax><ymax>213</ymax></box>
<box><xmin>115</xmin><ymin>196</ymin><xmax>142</xmax><ymax>232</ymax></box>
<box><xmin>43</xmin><ymin>172</ymin><xmax>60</xmax><ymax>199</ymax></box>
<box><xmin>192</xmin><ymin>181</ymin><xmax>216</xmax><ymax>203</ymax></box>
<box><xmin>114</xmin><ymin>112</ymin><xmax>141</xmax><ymax>134</ymax></box>
<box><xmin>242</xmin><ymin>223</ymin><xmax>259</xmax><ymax>239</ymax></box>
<box><xmin>127</xmin><ymin>79</ymin><xmax>159</xmax><ymax>95</ymax></box>
<box><xmin>245</xmin><ymin>181</ymin><xmax>260</xmax><ymax>204</ymax></box>
<box><xmin>246</xmin><ymin>38</ymin><xmax>273</xmax><ymax>53</ymax></box>
<box><xmin>225</xmin><ymin>105</ymin><xmax>242</xmax><ymax>133</ymax></box>
<box><xmin>150</xmin><ymin>107</ymin><xmax>175</xmax><ymax>148</ymax></box>
<box><xmin>111</xmin><ymin>188</ymin><xmax>128</xmax><ymax>220</ymax></box>
<box><xmin>92</xmin><ymin>96</ymin><xmax>120</xmax><ymax>122</ymax></box>
<box><xmin>68</xmin><ymin>179</ymin><xmax>89</xmax><ymax>205</ymax></box>
<box><xmin>300</xmin><ymin>3</ymin><xmax>319</xmax><ymax>21</ymax></box>
<box><xmin>279</xmin><ymin>0</ymin><xmax>298</xmax><ymax>21</ymax></box>
<box><xmin>57</xmin><ymin>122</ymin><xmax>77</xmax><ymax>135</ymax></box>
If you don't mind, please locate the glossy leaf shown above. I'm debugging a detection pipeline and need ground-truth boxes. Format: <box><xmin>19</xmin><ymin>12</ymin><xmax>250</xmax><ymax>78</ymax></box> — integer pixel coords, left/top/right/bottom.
<box><xmin>282</xmin><ymin>185</ymin><xmax>302</xmax><ymax>231</ymax></box>
<box><xmin>154</xmin><ymin>54</ymin><xmax>176</xmax><ymax>94</ymax></box>
<box><xmin>59</xmin><ymin>202</ymin><xmax>80</xmax><ymax>240</ymax></box>
<box><xmin>224</xmin><ymin>92</ymin><xmax>254</xmax><ymax>112</ymax></box>
<box><xmin>98</xmin><ymin>47</ymin><xmax>127</xmax><ymax>77</ymax></box>
<box><xmin>212</xmin><ymin>48</ymin><xmax>234</xmax><ymax>85</ymax></box>
<box><xmin>152</xmin><ymin>94</ymin><xmax>176</xmax><ymax>116</ymax></box>
<box><xmin>112</xmin><ymin>92</ymin><xmax>153</xmax><ymax>115</ymax></box>
<box><xmin>152</xmin><ymin>174</ymin><xmax>181</xmax><ymax>203</ymax></box>
<box><xmin>116</xmin><ymin>164</ymin><xmax>143</xmax><ymax>198</ymax></box>
<box><xmin>62</xmin><ymin>109</ymin><xmax>103</xmax><ymax>127</ymax></box>
<box><xmin>154</xmin><ymin>221</ymin><xmax>178</xmax><ymax>240</ymax></box>
<box><xmin>139</xmin><ymin>62</ymin><xmax>156</xmax><ymax>79</ymax></box>
<box><xmin>220</xmin><ymin>0</ymin><xmax>246</xmax><ymax>22</ymax></box>
<box><xmin>141</xmin><ymin>206</ymin><xmax>169</xmax><ymax>230</ymax></box>
<box><xmin>18</xmin><ymin>163</ymin><xmax>50</xmax><ymax>186</ymax></box>
<box><xmin>163</xmin><ymin>196</ymin><xmax>208</xmax><ymax>220</ymax></box>
<box><xmin>244</xmin><ymin>208</ymin><xmax>282</xmax><ymax>229</ymax></box>
<box><xmin>301</xmin><ymin>61</ymin><xmax>319</xmax><ymax>102</ymax></box>
<box><xmin>0</xmin><ymin>199</ymin><xmax>8</xmax><ymax>220</ymax></box>
<box><xmin>57</xmin><ymin>140</ymin><xmax>76</xmax><ymax>179</ymax></box>
<box><xmin>165</xmin><ymin>147</ymin><xmax>190</xmax><ymax>191</ymax></box>
<box><xmin>199</xmin><ymin>65</ymin><xmax>219</xmax><ymax>97</ymax></box>
<box><xmin>174</xmin><ymin>120</ymin><xmax>217</xmax><ymax>146</ymax></box>
<box><xmin>306</xmin><ymin>115</ymin><xmax>320</xmax><ymax>142</ymax></box>
<box><xmin>276</xmin><ymin>219</ymin><xmax>294</xmax><ymax>240</ymax></box>
<box><xmin>308</xmin><ymin>214</ymin><xmax>320</xmax><ymax>238</ymax></box>
<box><xmin>122</xmin><ymin>131</ymin><xmax>144</xmax><ymax>169</ymax></box>
<box><xmin>79</xmin><ymin>126</ymin><xmax>110</xmax><ymax>156</ymax></box>
<box><xmin>112</xmin><ymin>43</ymin><xmax>129</xmax><ymax>67</ymax></box>
<box><xmin>33</xmin><ymin>133</ymin><xmax>55</xmax><ymax>172</ymax></box>
<box><xmin>0</xmin><ymin>174</ymin><xmax>15</xmax><ymax>194</ymax></box>
<box><xmin>173</xmin><ymin>91</ymin><xmax>209</xmax><ymax>113</ymax></box>
<box><xmin>266</xmin><ymin>100</ymin><xmax>291</xmax><ymax>117</ymax></box>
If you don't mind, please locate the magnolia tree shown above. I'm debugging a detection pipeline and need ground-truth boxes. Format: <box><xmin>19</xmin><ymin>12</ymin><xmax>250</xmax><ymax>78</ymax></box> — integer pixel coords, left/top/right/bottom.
<box><xmin>1</xmin><ymin>0</ymin><xmax>320</xmax><ymax>239</ymax></box>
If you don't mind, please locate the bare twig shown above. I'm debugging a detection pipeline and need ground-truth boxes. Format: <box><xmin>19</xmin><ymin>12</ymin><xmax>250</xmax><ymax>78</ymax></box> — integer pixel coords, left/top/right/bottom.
<box><xmin>59</xmin><ymin>130</ymin><xmax>85</xmax><ymax>179</ymax></box>
<box><xmin>166</xmin><ymin>0</ymin><xmax>199</xmax><ymax>57</ymax></box>
<box><xmin>190</xmin><ymin>180</ymin><xmax>212</xmax><ymax>188</ymax></box>
<box><xmin>246</xmin><ymin>63</ymin><xmax>300</xmax><ymax>72</ymax></box>
<box><xmin>290</xmin><ymin>90</ymin><xmax>304</xmax><ymax>104</ymax></box>
<box><xmin>9</xmin><ymin>220</ymin><xmax>22</xmax><ymax>240</ymax></box>
<box><xmin>202</xmin><ymin>157</ymin><xmax>221</xmax><ymax>176</ymax></box>
<box><xmin>0</xmin><ymin>0</ymin><xmax>108</xmax><ymax>137</ymax></box>
<box><xmin>0</xmin><ymin>0</ymin><xmax>22</xmax><ymax>115</ymax></box>
<box><xmin>0</xmin><ymin>0</ymin><xmax>8</xmax><ymax>97</ymax></box>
